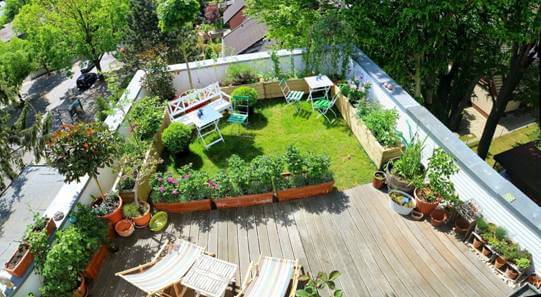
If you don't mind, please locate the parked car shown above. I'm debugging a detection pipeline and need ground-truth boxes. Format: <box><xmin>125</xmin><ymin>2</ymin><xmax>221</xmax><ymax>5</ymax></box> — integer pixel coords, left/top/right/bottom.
<box><xmin>79</xmin><ymin>60</ymin><xmax>95</xmax><ymax>74</ymax></box>
<box><xmin>76</xmin><ymin>73</ymin><xmax>98</xmax><ymax>90</ymax></box>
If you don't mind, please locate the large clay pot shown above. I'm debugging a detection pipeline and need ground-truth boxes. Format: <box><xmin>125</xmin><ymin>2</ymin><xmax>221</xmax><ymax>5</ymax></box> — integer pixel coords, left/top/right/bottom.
<box><xmin>131</xmin><ymin>201</ymin><xmax>152</xmax><ymax>228</ymax></box>
<box><xmin>83</xmin><ymin>245</ymin><xmax>109</xmax><ymax>279</ymax></box>
<box><xmin>93</xmin><ymin>196</ymin><xmax>124</xmax><ymax>225</ymax></box>
<box><xmin>430</xmin><ymin>208</ymin><xmax>448</xmax><ymax>227</ymax></box>
<box><xmin>276</xmin><ymin>181</ymin><xmax>334</xmax><ymax>201</ymax></box>
<box><xmin>45</xmin><ymin>218</ymin><xmax>57</xmax><ymax>235</ymax></box>
<box><xmin>385</xmin><ymin>161</ymin><xmax>415</xmax><ymax>193</ymax></box>
<box><xmin>472</xmin><ymin>235</ymin><xmax>484</xmax><ymax>250</ymax></box>
<box><xmin>114</xmin><ymin>219</ymin><xmax>135</xmax><ymax>237</ymax></box>
<box><xmin>494</xmin><ymin>256</ymin><xmax>507</xmax><ymax>270</ymax></box>
<box><xmin>482</xmin><ymin>246</ymin><xmax>492</xmax><ymax>258</ymax></box>
<box><xmin>372</xmin><ymin>171</ymin><xmax>386</xmax><ymax>190</ymax></box>
<box><xmin>4</xmin><ymin>244</ymin><xmax>33</xmax><ymax>278</ymax></box>
<box><xmin>414</xmin><ymin>188</ymin><xmax>441</xmax><ymax>216</ymax></box>
<box><xmin>154</xmin><ymin>199</ymin><xmax>212</xmax><ymax>213</ymax></box>
<box><xmin>454</xmin><ymin>216</ymin><xmax>470</xmax><ymax>234</ymax></box>
<box><xmin>505</xmin><ymin>266</ymin><xmax>519</xmax><ymax>280</ymax></box>
<box><xmin>215</xmin><ymin>192</ymin><xmax>273</xmax><ymax>209</ymax></box>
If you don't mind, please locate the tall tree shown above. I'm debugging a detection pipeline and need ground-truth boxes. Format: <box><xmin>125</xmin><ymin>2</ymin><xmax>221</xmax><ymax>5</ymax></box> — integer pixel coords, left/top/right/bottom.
<box><xmin>155</xmin><ymin>0</ymin><xmax>200</xmax><ymax>89</ymax></box>
<box><xmin>31</xmin><ymin>0</ymin><xmax>129</xmax><ymax>72</ymax></box>
<box><xmin>477</xmin><ymin>2</ymin><xmax>540</xmax><ymax>160</ymax></box>
<box><xmin>0</xmin><ymin>37</ymin><xmax>34</xmax><ymax>102</ymax></box>
<box><xmin>13</xmin><ymin>2</ymin><xmax>72</xmax><ymax>74</ymax></box>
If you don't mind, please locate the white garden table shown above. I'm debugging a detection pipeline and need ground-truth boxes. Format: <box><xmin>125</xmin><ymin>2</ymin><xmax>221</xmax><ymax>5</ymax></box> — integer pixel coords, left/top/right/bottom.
<box><xmin>180</xmin><ymin>255</ymin><xmax>238</xmax><ymax>297</ymax></box>
<box><xmin>304</xmin><ymin>75</ymin><xmax>334</xmax><ymax>109</ymax></box>
<box><xmin>188</xmin><ymin>105</ymin><xmax>224</xmax><ymax>150</ymax></box>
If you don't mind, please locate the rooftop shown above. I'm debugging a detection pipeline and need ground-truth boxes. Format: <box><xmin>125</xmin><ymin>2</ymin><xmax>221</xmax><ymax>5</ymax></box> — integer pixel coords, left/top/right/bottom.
<box><xmin>90</xmin><ymin>185</ymin><xmax>512</xmax><ymax>297</ymax></box>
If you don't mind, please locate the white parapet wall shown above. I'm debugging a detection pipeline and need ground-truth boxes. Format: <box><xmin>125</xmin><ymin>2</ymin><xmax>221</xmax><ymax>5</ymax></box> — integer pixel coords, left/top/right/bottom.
<box><xmin>348</xmin><ymin>50</ymin><xmax>541</xmax><ymax>274</ymax></box>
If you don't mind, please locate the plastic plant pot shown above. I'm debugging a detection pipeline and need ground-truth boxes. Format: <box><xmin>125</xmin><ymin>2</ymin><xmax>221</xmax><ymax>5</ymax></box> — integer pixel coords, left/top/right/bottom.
<box><xmin>149</xmin><ymin>211</ymin><xmax>168</xmax><ymax>232</ymax></box>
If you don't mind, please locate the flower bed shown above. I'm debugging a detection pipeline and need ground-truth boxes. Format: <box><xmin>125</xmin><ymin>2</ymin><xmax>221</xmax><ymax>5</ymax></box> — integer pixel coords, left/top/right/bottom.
<box><xmin>335</xmin><ymin>89</ymin><xmax>401</xmax><ymax>168</ymax></box>
<box><xmin>221</xmin><ymin>78</ymin><xmax>308</xmax><ymax>99</ymax></box>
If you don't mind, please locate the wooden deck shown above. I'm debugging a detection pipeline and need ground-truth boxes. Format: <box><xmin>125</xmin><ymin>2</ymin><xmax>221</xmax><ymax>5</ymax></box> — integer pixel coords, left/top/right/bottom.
<box><xmin>90</xmin><ymin>185</ymin><xmax>512</xmax><ymax>297</ymax></box>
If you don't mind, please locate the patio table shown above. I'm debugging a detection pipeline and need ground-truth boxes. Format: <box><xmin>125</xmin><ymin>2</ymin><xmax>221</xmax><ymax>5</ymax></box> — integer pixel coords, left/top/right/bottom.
<box><xmin>187</xmin><ymin>105</ymin><xmax>224</xmax><ymax>149</ymax></box>
<box><xmin>304</xmin><ymin>75</ymin><xmax>334</xmax><ymax>109</ymax></box>
<box><xmin>180</xmin><ymin>255</ymin><xmax>238</xmax><ymax>297</ymax></box>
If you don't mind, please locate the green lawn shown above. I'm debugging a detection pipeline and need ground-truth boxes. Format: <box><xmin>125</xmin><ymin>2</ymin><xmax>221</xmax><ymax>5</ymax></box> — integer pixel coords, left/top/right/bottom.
<box><xmin>163</xmin><ymin>99</ymin><xmax>376</xmax><ymax>190</ymax></box>
<box><xmin>469</xmin><ymin>124</ymin><xmax>540</xmax><ymax>166</ymax></box>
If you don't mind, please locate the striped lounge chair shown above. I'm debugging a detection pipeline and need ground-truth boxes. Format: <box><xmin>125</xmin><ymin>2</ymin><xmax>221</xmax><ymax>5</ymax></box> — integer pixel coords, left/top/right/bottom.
<box><xmin>236</xmin><ymin>256</ymin><xmax>302</xmax><ymax>297</ymax></box>
<box><xmin>116</xmin><ymin>240</ymin><xmax>204</xmax><ymax>297</ymax></box>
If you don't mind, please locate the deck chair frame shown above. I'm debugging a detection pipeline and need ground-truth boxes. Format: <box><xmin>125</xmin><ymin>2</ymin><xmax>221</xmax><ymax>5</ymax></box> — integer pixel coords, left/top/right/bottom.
<box><xmin>235</xmin><ymin>256</ymin><xmax>301</xmax><ymax>297</ymax></box>
<box><xmin>116</xmin><ymin>240</ymin><xmax>217</xmax><ymax>297</ymax></box>
<box><xmin>279</xmin><ymin>79</ymin><xmax>303</xmax><ymax>105</ymax></box>
<box><xmin>314</xmin><ymin>90</ymin><xmax>340</xmax><ymax>122</ymax></box>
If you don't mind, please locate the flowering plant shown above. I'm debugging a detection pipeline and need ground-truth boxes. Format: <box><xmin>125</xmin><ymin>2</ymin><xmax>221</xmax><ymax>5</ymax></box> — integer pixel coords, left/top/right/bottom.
<box><xmin>151</xmin><ymin>167</ymin><xmax>213</xmax><ymax>202</ymax></box>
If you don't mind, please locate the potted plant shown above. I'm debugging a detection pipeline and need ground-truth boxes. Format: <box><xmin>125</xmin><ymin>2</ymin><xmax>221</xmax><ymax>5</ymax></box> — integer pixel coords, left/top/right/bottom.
<box><xmin>91</xmin><ymin>191</ymin><xmax>123</xmax><ymax>225</ymax></box>
<box><xmin>276</xmin><ymin>146</ymin><xmax>335</xmax><ymax>202</ymax></box>
<box><xmin>4</xmin><ymin>214</ymin><xmax>54</xmax><ymax>277</ymax></box>
<box><xmin>114</xmin><ymin>219</ymin><xmax>135</xmax><ymax>237</ymax></box>
<box><xmin>429</xmin><ymin>207</ymin><xmax>449</xmax><ymax>227</ymax></box>
<box><xmin>213</xmin><ymin>155</ymin><xmax>278</xmax><ymax>209</ymax></box>
<box><xmin>46</xmin><ymin>123</ymin><xmax>120</xmax><ymax>224</ymax></box>
<box><xmin>152</xmin><ymin>170</ymin><xmax>213</xmax><ymax>213</ymax></box>
<box><xmin>388</xmin><ymin>189</ymin><xmax>416</xmax><ymax>215</ymax></box>
<box><xmin>372</xmin><ymin>171</ymin><xmax>385</xmax><ymax>189</ymax></box>
<box><xmin>454</xmin><ymin>200</ymin><xmax>478</xmax><ymax>234</ymax></box>
<box><xmin>414</xmin><ymin>148</ymin><xmax>459</xmax><ymax>216</ymax></box>
<box><xmin>123</xmin><ymin>201</ymin><xmax>151</xmax><ymax>228</ymax></box>
<box><xmin>385</xmin><ymin>137</ymin><xmax>425</xmax><ymax>193</ymax></box>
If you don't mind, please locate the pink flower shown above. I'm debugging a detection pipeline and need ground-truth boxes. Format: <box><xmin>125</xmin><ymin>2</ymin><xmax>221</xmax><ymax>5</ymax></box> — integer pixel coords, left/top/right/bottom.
<box><xmin>167</xmin><ymin>176</ymin><xmax>175</xmax><ymax>184</ymax></box>
<box><xmin>172</xmin><ymin>189</ymin><xmax>178</xmax><ymax>196</ymax></box>
<box><xmin>159</xmin><ymin>186</ymin><xmax>165</xmax><ymax>193</ymax></box>
<box><xmin>183</xmin><ymin>174</ymin><xmax>190</xmax><ymax>180</ymax></box>
<box><xmin>157</xmin><ymin>177</ymin><xmax>163</xmax><ymax>182</ymax></box>
<box><xmin>207</xmin><ymin>180</ymin><xmax>219</xmax><ymax>190</ymax></box>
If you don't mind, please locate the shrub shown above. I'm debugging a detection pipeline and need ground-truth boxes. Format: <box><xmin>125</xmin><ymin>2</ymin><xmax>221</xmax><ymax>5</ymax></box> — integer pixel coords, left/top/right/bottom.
<box><xmin>515</xmin><ymin>258</ymin><xmax>531</xmax><ymax>271</ymax></box>
<box><xmin>142</xmin><ymin>54</ymin><xmax>175</xmax><ymax>100</ymax></box>
<box><xmin>225</xmin><ymin>63</ymin><xmax>257</xmax><ymax>85</ymax></box>
<box><xmin>151</xmin><ymin>169</ymin><xmax>212</xmax><ymax>202</ymax></box>
<box><xmin>424</xmin><ymin>148</ymin><xmax>459</xmax><ymax>202</ymax></box>
<box><xmin>281</xmin><ymin>145</ymin><xmax>333</xmax><ymax>189</ymax></box>
<box><xmin>26</xmin><ymin>230</ymin><xmax>48</xmax><ymax>273</ymax></box>
<box><xmin>231</xmin><ymin>86</ymin><xmax>258</xmax><ymax>107</ymax></box>
<box><xmin>162</xmin><ymin>122</ymin><xmax>193</xmax><ymax>154</ymax></box>
<box><xmin>128</xmin><ymin>96</ymin><xmax>165</xmax><ymax>140</ymax></box>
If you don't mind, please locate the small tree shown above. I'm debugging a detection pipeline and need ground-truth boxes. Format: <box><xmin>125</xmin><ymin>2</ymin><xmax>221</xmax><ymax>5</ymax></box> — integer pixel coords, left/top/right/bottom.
<box><xmin>46</xmin><ymin>122</ymin><xmax>119</xmax><ymax>196</ymax></box>
<box><xmin>141</xmin><ymin>50</ymin><xmax>175</xmax><ymax>100</ymax></box>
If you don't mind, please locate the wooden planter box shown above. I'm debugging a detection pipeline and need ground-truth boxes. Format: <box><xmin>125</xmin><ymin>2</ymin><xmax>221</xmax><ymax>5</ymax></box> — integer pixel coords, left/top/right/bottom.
<box><xmin>276</xmin><ymin>181</ymin><xmax>335</xmax><ymax>202</ymax></box>
<box><xmin>154</xmin><ymin>199</ymin><xmax>212</xmax><ymax>213</ymax></box>
<box><xmin>83</xmin><ymin>245</ymin><xmax>109</xmax><ymax>279</ymax></box>
<box><xmin>335</xmin><ymin>93</ymin><xmax>402</xmax><ymax>168</ymax></box>
<box><xmin>4</xmin><ymin>244</ymin><xmax>33</xmax><ymax>278</ymax></box>
<box><xmin>221</xmin><ymin>79</ymin><xmax>308</xmax><ymax>100</ymax></box>
<box><xmin>214</xmin><ymin>192</ymin><xmax>274</xmax><ymax>209</ymax></box>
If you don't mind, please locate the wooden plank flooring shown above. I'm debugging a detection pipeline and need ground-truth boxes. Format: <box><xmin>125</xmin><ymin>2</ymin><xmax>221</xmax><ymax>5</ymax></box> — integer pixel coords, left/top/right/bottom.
<box><xmin>89</xmin><ymin>185</ymin><xmax>512</xmax><ymax>297</ymax></box>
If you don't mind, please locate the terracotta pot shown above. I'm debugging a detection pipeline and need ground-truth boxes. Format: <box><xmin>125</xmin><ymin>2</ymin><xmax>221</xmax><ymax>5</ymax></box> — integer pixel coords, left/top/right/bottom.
<box><xmin>505</xmin><ymin>266</ymin><xmax>519</xmax><ymax>280</ymax></box>
<box><xmin>73</xmin><ymin>275</ymin><xmax>88</xmax><ymax>297</ymax></box>
<box><xmin>215</xmin><ymin>192</ymin><xmax>273</xmax><ymax>209</ymax></box>
<box><xmin>410</xmin><ymin>209</ymin><xmax>424</xmax><ymax>221</ymax></box>
<box><xmin>414</xmin><ymin>188</ymin><xmax>441</xmax><ymax>216</ymax></box>
<box><xmin>4</xmin><ymin>244</ymin><xmax>33</xmax><ymax>278</ymax></box>
<box><xmin>527</xmin><ymin>274</ymin><xmax>541</xmax><ymax>288</ymax></box>
<box><xmin>114</xmin><ymin>219</ymin><xmax>135</xmax><ymax>237</ymax></box>
<box><xmin>154</xmin><ymin>199</ymin><xmax>212</xmax><ymax>213</ymax></box>
<box><xmin>385</xmin><ymin>161</ymin><xmax>415</xmax><ymax>193</ymax></box>
<box><xmin>45</xmin><ymin>218</ymin><xmax>57</xmax><ymax>235</ymax></box>
<box><xmin>482</xmin><ymin>246</ymin><xmax>492</xmax><ymax>258</ymax></box>
<box><xmin>276</xmin><ymin>181</ymin><xmax>335</xmax><ymax>202</ymax></box>
<box><xmin>83</xmin><ymin>245</ymin><xmax>109</xmax><ymax>279</ymax></box>
<box><xmin>130</xmin><ymin>201</ymin><xmax>152</xmax><ymax>228</ymax></box>
<box><xmin>494</xmin><ymin>256</ymin><xmax>507</xmax><ymax>270</ymax></box>
<box><xmin>430</xmin><ymin>208</ymin><xmax>448</xmax><ymax>227</ymax></box>
<box><xmin>454</xmin><ymin>216</ymin><xmax>470</xmax><ymax>234</ymax></box>
<box><xmin>372</xmin><ymin>171</ymin><xmax>386</xmax><ymax>190</ymax></box>
<box><xmin>93</xmin><ymin>196</ymin><xmax>124</xmax><ymax>225</ymax></box>
<box><xmin>119</xmin><ymin>190</ymin><xmax>135</xmax><ymax>203</ymax></box>
<box><xmin>472</xmin><ymin>235</ymin><xmax>484</xmax><ymax>250</ymax></box>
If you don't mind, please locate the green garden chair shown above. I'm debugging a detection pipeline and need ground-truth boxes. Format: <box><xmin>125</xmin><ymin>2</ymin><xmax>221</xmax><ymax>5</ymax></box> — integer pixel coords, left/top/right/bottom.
<box><xmin>313</xmin><ymin>91</ymin><xmax>340</xmax><ymax>122</ymax></box>
<box><xmin>228</xmin><ymin>95</ymin><xmax>249</xmax><ymax>132</ymax></box>
<box><xmin>279</xmin><ymin>79</ymin><xmax>304</xmax><ymax>105</ymax></box>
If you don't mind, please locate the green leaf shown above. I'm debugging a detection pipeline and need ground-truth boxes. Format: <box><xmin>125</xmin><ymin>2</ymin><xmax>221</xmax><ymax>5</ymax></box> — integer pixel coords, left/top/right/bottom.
<box><xmin>296</xmin><ymin>289</ymin><xmax>310</xmax><ymax>297</ymax></box>
<box><xmin>329</xmin><ymin>270</ymin><xmax>341</xmax><ymax>281</ymax></box>
<box><xmin>326</xmin><ymin>280</ymin><xmax>336</xmax><ymax>290</ymax></box>
<box><xmin>334</xmin><ymin>289</ymin><xmax>344</xmax><ymax>297</ymax></box>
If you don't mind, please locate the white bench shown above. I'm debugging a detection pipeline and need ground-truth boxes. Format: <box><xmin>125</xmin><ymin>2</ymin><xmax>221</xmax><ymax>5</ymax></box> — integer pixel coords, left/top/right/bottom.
<box><xmin>167</xmin><ymin>82</ymin><xmax>232</xmax><ymax>126</ymax></box>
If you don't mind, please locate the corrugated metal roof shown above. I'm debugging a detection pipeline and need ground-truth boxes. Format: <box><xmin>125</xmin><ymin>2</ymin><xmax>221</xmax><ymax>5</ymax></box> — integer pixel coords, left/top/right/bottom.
<box><xmin>223</xmin><ymin>0</ymin><xmax>245</xmax><ymax>24</ymax></box>
<box><xmin>223</xmin><ymin>18</ymin><xmax>267</xmax><ymax>55</ymax></box>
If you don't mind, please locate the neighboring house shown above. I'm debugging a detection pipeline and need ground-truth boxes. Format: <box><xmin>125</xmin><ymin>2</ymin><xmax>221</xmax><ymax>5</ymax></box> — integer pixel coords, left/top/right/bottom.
<box><xmin>222</xmin><ymin>0</ymin><xmax>270</xmax><ymax>55</ymax></box>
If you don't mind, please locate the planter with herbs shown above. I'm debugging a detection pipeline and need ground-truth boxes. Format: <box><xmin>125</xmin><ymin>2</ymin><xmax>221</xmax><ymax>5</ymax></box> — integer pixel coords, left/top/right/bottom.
<box><xmin>414</xmin><ymin>148</ymin><xmax>459</xmax><ymax>216</ymax></box>
<box><xmin>385</xmin><ymin>137</ymin><xmax>425</xmax><ymax>193</ymax></box>
<box><xmin>275</xmin><ymin>146</ymin><xmax>334</xmax><ymax>202</ymax></box>
<box><xmin>91</xmin><ymin>192</ymin><xmax>124</xmax><ymax>225</ymax></box>
<box><xmin>151</xmin><ymin>171</ymin><xmax>213</xmax><ymax>213</ymax></box>
<box><xmin>40</xmin><ymin>204</ymin><xmax>108</xmax><ymax>297</ymax></box>
<box><xmin>474</xmin><ymin>217</ymin><xmax>532</xmax><ymax>281</ymax></box>
<box><xmin>123</xmin><ymin>201</ymin><xmax>152</xmax><ymax>228</ymax></box>
<box><xmin>335</xmin><ymin>82</ymin><xmax>402</xmax><ymax>168</ymax></box>
<box><xmin>388</xmin><ymin>189</ymin><xmax>416</xmax><ymax>216</ymax></box>
<box><xmin>212</xmin><ymin>155</ymin><xmax>278</xmax><ymax>208</ymax></box>
<box><xmin>4</xmin><ymin>214</ymin><xmax>55</xmax><ymax>278</ymax></box>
